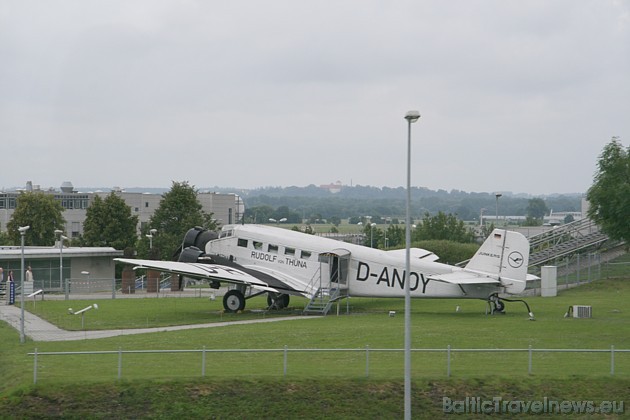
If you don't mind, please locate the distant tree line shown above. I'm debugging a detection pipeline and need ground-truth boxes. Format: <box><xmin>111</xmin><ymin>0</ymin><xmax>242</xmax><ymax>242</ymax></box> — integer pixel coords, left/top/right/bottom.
<box><xmin>240</xmin><ymin>187</ymin><xmax>580</xmax><ymax>225</ymax></box>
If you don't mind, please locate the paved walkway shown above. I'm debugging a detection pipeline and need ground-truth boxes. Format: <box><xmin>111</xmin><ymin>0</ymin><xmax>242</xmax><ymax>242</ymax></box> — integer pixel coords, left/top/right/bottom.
<box><xmin>0</xmin><ymin>294</ymin><xmax>319</xmax><ymax>342</ymax></box>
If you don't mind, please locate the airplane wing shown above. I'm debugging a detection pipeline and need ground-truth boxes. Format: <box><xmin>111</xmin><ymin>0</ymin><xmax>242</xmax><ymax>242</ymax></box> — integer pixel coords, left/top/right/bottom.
<box><xmin>115</xmin><ymin>258</ymin><xmax>300</xmax><ymax>294</ymax></box>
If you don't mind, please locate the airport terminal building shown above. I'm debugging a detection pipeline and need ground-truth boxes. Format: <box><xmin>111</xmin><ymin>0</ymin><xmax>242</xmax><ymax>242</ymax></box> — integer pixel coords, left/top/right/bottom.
<box><xmin>0</xmin><ymin>181</ymin><xmax>244</xmax><ymax>237</ymax></box>
<box><xmin>0</xmin><ymin>245</ymin><xmax>122</xmax><ymax>293</ymax></box>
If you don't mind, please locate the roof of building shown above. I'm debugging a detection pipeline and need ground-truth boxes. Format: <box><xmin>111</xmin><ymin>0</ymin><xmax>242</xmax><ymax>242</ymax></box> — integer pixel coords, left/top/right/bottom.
<box><xmin>0</xmin><ymin>246</ymin><xmax>123</xmax><ymax>260</ymax></box>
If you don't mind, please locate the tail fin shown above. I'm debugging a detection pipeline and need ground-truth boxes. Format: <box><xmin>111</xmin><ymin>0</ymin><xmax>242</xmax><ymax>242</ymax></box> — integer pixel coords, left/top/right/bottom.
<box><xmin>466</xmin><ymin>229</ymin><xmax>531</xmax><ymax>294</ymax></box>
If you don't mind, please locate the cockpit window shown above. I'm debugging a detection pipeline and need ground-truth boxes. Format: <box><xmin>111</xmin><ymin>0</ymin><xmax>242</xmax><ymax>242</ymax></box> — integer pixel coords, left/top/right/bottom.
<box><xmin>219</xmin><ymin>229</ymin><xmax>233</xmax><ymax>238</ymax></box>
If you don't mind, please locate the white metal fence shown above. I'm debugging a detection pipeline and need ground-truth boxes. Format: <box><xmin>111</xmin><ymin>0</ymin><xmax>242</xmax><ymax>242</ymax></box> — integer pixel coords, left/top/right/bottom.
<box><xmin>28</xmin><ymin>345</ymin><xmax>629</xmax><ymax>384</ymax></box>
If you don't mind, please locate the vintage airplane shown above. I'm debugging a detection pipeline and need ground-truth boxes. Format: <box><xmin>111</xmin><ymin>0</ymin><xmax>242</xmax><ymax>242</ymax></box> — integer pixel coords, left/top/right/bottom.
<box><xmin>115</xmin><ymin>224</ymin><xmax>538</xmax><ymax>317</ymax></box>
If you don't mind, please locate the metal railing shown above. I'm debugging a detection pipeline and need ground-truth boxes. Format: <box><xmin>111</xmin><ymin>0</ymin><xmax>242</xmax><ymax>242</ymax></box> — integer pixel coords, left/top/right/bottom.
<box><xmin>28</xmin><ymin>345</ymin><xmax>629</xmax><ymax>384</ymax></box>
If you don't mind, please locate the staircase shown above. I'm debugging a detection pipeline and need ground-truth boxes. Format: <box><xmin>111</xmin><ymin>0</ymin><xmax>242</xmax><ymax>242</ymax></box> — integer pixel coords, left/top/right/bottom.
<box><xmin>528</xmin><ymin>218</ymin><xmax>610</xmax><ymax>266</ymax></box>
<box><xmin>303</xmin><ymin>286</ymin><xmax>344</xmax><ymax>315</ymax></box>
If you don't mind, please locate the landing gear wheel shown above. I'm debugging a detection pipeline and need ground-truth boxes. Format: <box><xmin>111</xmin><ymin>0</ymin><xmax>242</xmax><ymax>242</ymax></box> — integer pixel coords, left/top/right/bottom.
<box><xmin>267</xmin><ymin>294</ymin><xmax>290</xmax><ymax>310</ymax></box>
<box><xmin>223</xmin><ymin>290</ymin><xmax>246</xmax><ymax>312</ymax></box>
<box><xmin>494</xmin><ymin>299</ymin><xmax>505</xmax><ymax>313</ymax></box>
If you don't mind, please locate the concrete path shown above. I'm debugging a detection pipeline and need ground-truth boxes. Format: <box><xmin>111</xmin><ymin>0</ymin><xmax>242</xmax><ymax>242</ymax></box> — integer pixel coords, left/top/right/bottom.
<box><xmin>0</xmin><ymin>302</ymin><xmax>319</xmax><ymax>342</ymax></box>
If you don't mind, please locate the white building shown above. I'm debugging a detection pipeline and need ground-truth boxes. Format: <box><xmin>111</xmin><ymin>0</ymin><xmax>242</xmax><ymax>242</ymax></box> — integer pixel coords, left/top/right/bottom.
<box><xmin>0</xmin><ymin>181</ymin><xmax>244</xmax><ymax>237</ymax></box>
<box><xmin>0</xmin><ymin>245</ymin><xmax>122</xmax><ymax>292</ymax></box>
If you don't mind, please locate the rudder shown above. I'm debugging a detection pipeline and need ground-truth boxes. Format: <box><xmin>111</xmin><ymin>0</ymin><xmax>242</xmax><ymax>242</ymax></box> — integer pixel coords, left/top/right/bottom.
<box><xmin>466</xmin><ymin>229</ymin><xmax>530</xmax><ymax>294</ymax></box>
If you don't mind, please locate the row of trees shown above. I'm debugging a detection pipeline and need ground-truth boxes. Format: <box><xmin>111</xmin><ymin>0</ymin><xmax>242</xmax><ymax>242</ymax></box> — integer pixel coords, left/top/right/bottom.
<box><xmin>2</xmin><ymin>182</ymin><xmax>218</xmax><ymax>261</ymax></box>
<box><xmin>237</xmin><ymin>187</ymin><xmax>581</xmax><ymax>223</ymax></box>
<box><xmin>360</xmin><ymin>212</ymin><xmax>478</xmax><ymax>248</ymax></box>
<box><xmin>246</xmin><ymin>196</ymin><xmax>554</xmax><ymax>229</ymax></box>
<box><xmin>356</xmin><ymin>213</ymin><xmax>482</xmax><ymax>263</ymax></box>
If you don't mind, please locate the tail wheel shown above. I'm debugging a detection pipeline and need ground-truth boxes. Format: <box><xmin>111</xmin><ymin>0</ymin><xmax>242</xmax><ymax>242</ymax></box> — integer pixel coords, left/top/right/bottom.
<box><xmin>223</xmin><ymin>290</ymin><xmax>245</xmax><ymax>312</ymax></box>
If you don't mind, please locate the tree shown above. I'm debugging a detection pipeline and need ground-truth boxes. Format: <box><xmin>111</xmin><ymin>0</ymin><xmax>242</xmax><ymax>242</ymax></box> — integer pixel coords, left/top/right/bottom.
<box><xmin>82</xmin><ymin>193</ymin><xmax>139</xmax><ymax>250</ymax></box>
<box><xmin>363</xmin><ymin>223</ymin><xmax>383</xmax><ymax>248</ymax></box>
<box><xmin>384</xmin><ymin>224</ymin><xmax>404</xmax><ymax>248</ymax></box>
<box><xmin>244</xmin><ymin>205</ymin><xmax>275</xmax><ymax>224</ymax></box>
<box><xmin>526</xmin><ymin>198</ymin><xmax>548</xmax><ymax>220</ymax></box>
<box><xmin>6</xmin><ymin>192</ymin><xmax>65</xmax><ymax>246</ymax></box>
<box><xmin>329</xmin><ymin>216</ymin><xmax>341</xmax><ymax>227</ymax></box>
<box><xmin>413</xmin><ymin>212</ymin><xmax>475</xmax><ymax>243</ymax></box>
<box><xmin>0</xmin><ymin>231</ymin><xmax>10</xmax><ymax>246</ymax></box>
<box><xmin>146</xmin><ymin>181</ymin><xmax>217</xmax><ymax>260</ymax></box>
<box><xmin>587</xmin><ymin>137</ymin><xmax>630</xmax><ymax>243</ymax></box>
<box><xmin>271</xmin><ymin>206</ymin><xmax>301</xmax><ymax>224</ymax></box>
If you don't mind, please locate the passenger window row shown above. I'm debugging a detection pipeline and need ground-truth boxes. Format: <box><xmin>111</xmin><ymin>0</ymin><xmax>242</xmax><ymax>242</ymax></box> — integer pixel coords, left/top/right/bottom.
<box><xmin>237</xmin><ymin>238</ymin><xmax>313</xmax><ymax>260</ymax></box>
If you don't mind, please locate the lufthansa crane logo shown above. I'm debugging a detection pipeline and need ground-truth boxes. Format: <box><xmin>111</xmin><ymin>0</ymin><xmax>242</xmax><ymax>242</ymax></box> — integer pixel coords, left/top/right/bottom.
<box><xmin>507</xmin><ymin>251</ymin><xmax>524</xmax><ymax>268</ymax></box>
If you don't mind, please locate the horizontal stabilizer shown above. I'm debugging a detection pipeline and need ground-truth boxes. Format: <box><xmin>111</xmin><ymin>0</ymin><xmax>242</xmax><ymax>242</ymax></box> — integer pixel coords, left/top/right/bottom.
<box><xmin>428</xmin><ymin>271</ymin><xmax>500</xmax><ymax>285</ymax></box>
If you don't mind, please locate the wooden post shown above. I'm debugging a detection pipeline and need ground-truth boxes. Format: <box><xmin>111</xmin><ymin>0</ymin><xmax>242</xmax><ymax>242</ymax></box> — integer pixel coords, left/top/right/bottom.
<box><xmin>121</xmin><ymin>266</ymin><xmax>135</xmax><ymax>294</ymax></box>
<box><xmin>147</xmin><ymin>269</ymin><xmax>159</xmax><ymax>293</ymax></box>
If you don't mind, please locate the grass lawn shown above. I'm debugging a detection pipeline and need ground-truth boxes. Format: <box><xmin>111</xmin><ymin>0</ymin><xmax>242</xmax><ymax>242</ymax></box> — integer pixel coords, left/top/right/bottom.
<box><xmin>1</xmin><ymin>269</ymin><xmax>630</xmax><ymax>418</ymax></box>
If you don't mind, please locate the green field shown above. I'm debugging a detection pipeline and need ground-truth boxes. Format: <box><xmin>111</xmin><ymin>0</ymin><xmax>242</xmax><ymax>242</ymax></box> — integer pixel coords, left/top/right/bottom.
<box><xmin>1</xmin><ymin>268</ymin><xmax>630</xmax><ymax>418</ymax></box>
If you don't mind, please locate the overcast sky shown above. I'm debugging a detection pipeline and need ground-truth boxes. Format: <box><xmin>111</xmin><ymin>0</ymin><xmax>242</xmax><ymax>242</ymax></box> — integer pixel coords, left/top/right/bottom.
<box><xmin>1</xmin><ymin>1</ymin><xmax>628</xmax><ymax>195</ymax></box>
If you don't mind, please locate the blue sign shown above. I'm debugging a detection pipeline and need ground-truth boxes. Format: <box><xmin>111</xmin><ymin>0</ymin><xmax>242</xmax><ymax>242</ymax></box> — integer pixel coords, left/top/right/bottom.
<box><xmin>8</xmin><ymin>282</ymin><xmax>15</xmax><ymax>305</ymax></box>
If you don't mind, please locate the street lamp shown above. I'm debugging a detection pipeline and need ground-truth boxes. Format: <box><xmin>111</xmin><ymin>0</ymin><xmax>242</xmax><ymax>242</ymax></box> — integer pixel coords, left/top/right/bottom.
<box><xmin>81</xmin><ymin>271</ymin><xmax>90</xmax><ymax>293</ymax></box>
<box><xmin>55</xmin><ymin>230</ymin><xmax>69</xmax><ymax>294</ymax></box>
<box><xmin>404</xmin><ymin>110</ymin><xmax>420</xmax><ymax>420</ymax></box>
<box><xmin>146</xmin><ymin>228</ymin><xmax>157</xmax><ymax>249</ymax></box>
<box><xmin>18</xmin><ymin>225</ymin><xmax>30</xmax><ymax>343</ymax></box>
<box><xmin>495</xmin><ymin>193</ymin><xmax>502</xmax><ymax>226</ymax></box>
<box><xmin>370</xmin><ymin>223</ymin><xmax>377</xmax><ymax>248</ymax></box>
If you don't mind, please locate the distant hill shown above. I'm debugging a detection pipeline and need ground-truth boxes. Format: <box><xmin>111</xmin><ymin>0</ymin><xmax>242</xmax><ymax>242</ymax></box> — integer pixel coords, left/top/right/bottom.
<box><xmin>6</xmin><ymin>183</ymin><xmax>581</xmax><ymax>222</ymax></box>
<box><xmin>208</xmin><ymin>185</ymin><xmax>583</xmax><ymax>221</ymax></box>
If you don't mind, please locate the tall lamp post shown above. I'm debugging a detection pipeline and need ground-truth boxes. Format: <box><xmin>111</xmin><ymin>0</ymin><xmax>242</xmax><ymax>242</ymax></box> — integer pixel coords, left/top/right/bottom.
<box><xmin>495</xmin><ymin>193</ymin><xmax>502</xmax><ymax>226</ymax></box>
<box><xmin>55</xmin><ymin>230</ymin><xmax>68</xmax><ymax>293</ymax></box>
<box><xmin>370</xmin><ymin>223</ymin><xmax>376</xmax><ymax>248</ymax></box>
<box><xmin>404</xmin><ymin>110</ymin><xmax>420</xmax><ymax>420</ymax></box>
<box><xmin>18</xmin><ymin>225</ymin><xmax>30</xmax><ymax>343</ymax></box>
<box><xmin>146</xmin><ymin>228</ymin><xmax>157</xmax><ymax>250</ymax></box>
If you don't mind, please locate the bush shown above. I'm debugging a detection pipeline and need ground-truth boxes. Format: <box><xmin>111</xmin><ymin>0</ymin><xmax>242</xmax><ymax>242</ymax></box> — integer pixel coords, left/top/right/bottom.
<box><xmin>414</xmin><ymin>240</ymin><xmax>479</xmax><ymax>264</ymax></box>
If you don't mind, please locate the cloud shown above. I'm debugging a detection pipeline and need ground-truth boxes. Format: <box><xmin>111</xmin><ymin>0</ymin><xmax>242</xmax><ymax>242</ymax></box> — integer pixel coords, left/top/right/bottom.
<box><xmin>0</xmin><ymin>0</ymin><xmax>628</xmax><ymax>194</ymax></box>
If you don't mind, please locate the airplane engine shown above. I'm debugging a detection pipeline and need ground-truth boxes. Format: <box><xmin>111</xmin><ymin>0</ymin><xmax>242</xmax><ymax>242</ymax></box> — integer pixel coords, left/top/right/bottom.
<box><xmin>178</xmin><ymin>246</ymin><xmax>205</xmax><ymax>263</ymax></box>
<box><xmin>182</xmin><ymin>227</ymin><xmax>218</xmax><ymax>251</ymax></box>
